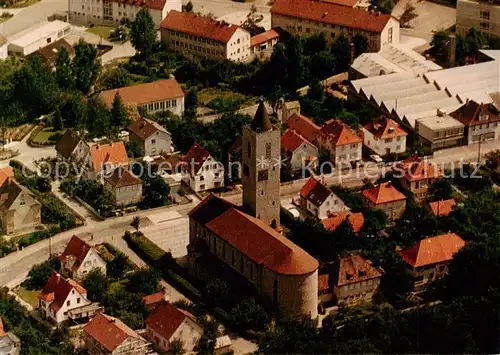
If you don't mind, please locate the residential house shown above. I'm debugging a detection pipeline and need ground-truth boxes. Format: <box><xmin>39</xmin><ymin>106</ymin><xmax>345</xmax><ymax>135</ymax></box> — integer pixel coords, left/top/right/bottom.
<box><xmin>104</xmin><ymin>167</ymin><xmax>143</xmax><ymax>206</ymax></box>
<box><xmin>361</xmin><ymin>181</ymin><xmax>406</xmax><ymax>222</ymax></box>
<box><xmin>271</xmin><ymin>0</ymin><xmax>400</xmax><ymax>52</ymax></box>
<box><xmin>0</xmin><ymin>35</ymin><xmax>8</xmax><ymax>61</ymax></box>
<box><xmin>60</xmin><ymin>235</ymin><xmax>107</xmax><ymax>280</ymax></box>
<box><xmin>398</xmin><ymin>233</ymin><xmax>466</xmax><ymax>291</ymax></box>
<box><xmin>36</xmin><ymin>39</ymin><xmax>75</xmax><ymax>68</ymax></box>
<box><xmin>317</xmin><ymin>119</ymin><xmax>362</xmax><ymax>164</ymax></box>
<box><xmin>55</xmin><ymin>129</ymin><xmax>90</xmax><ymax>163</ymax></box>
<box><xmin>0</xmin><ymin>318</ymin><xmax>21</xmax><ymax>355</ymax></box>
<box><xmin>85</xmin><ymin>142</ymin><xmax>129</xmax><ymax>180</ymax></box>
<box><xmin>99</xmin><ymin>79</ymin><xmax>185</xmax><ymax>117</ymax></box>
<box><xmin>250</xmin><ymin>29</ymin><xmax>279</xmax><ymax>59</ymax></box>
<box><xmin>281</xmin><ymin>101</ymin><xmax>301</xmax><ymax>124</ymax></box>
<box><xmin>285</xmin><ymin>113</ymin><xmax>321</xmax><ymax>144</ymax></box>
<box><xmin>145</xmin><ymin>301</ymin><xmax>203</xmax><ymax>353</ymax></box>
<box><xmin>281</xmin><ymin>129</ymin><xmax>319</xmax><ymax>173</ymax></box>
<box><xmin>332</xmin><ymin>254</ymin><xmax>383</xmax><ymax>305</ymax></box>
<box><xmin>38</xmin><ymin>272</ymin><xmax>94</xmax><ymax>324</ymax></box>
<box><xmin>428</xmin><ymin>198</ymin><xmax>456</xmax><ymax>217</ymax></box>
<box><xmin>393</xmin><ymin>155</ymin><xmax>444</xmax><ymax>201</ymax></box>
<box><xmin>161</xmin><ymin>11</ymin><xmax>252</xmax><ymax>62</ymax></box>
<box><xmin>69</xmin><ymin>0</ymin><xmax>181</xmax><ymax>28</ymax></box>
<box><xmin>299</xmin><ymin>177</ymin><xmax>346</xmax><ymax>220</ymax></box>
<box><xmin>181</xmin><ymin>143</ymin><xmax>224</xmax><ymax>192</ymax></box>
<box><xmin>142</xmin><ymin>291</ymin><xmax>167</xmax><ymax>311</ymax></box>
<box><xmin>450</xmin><ymin>100</ymin><xmax>500</xmax><ymax>145</ymax></box>
<box><xmin>322</xmin><ymin>211</ymin><xmax>364</xmax><ymax>233</ymax></box>
<box><xmin>8</xmin><ymin>21</ymin><xmax>72</xmax><ymax>56</ymax></box>
<box><xmin>214</xmin><ymin>336</ymin><xmax>233</xmax><ymax>355</ymax></box>
<box><xmin>83</xmin><ymin>313</ymin><xmax>150</xmax><ymax>355</ymax></box>
<box><xmin>188</xmin><ymin>194</ymin><xmax>319</xmax><ymax>319</ymax></box>
<box><xmin>362</xmin><ymin>117</ymin><xmax>407</xmax><ymax>156</ymax></box>
<box><xmin>0</xmin><ymin>167</ymin><xmax>13</xmax><ymax>187</ymax></box>
<box><xmin>456</xmin><ymin>0</ymin><xmax>500</xmax><ymax>37</ymax></box>
<box><xmin>127</xmin><ymin>116</ymin><xmax>172</xmax><ymax>157</ymax></box>
<box><xmin>0</xmin><ymin>178</ymin><xmax>42</xmax><ymax>235</ymax></box>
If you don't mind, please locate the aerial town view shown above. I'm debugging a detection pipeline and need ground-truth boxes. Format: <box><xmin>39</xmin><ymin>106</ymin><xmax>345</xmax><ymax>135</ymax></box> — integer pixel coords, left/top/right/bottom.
<box><xmin>0</xmin><ymin>0</ymin><xmax>499</xmax><ymax>352</ymax></box>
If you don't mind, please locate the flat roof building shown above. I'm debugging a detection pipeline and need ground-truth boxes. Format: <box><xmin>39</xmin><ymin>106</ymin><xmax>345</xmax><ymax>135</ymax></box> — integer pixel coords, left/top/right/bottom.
<box><xmin>8</xmin><ymin>21</ymin><xmax>72</xmax><ymax>56</ymax></box>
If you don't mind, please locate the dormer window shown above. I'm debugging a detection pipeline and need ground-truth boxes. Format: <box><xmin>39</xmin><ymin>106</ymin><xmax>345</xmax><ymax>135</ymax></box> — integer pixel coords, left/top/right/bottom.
<box><xmin>479</xmin><ymin>114</ymin><xmax>489</xmax><ymax>121</ymax></box>
<box><xmin>345</xmin><ymin>273</ymin><xmax>353</xmax><ymax>280</ymax></box>
<box><xmin>358</xmin><ymin>270</ymin><xmax>366</xmax><ymax>277</ymax></box>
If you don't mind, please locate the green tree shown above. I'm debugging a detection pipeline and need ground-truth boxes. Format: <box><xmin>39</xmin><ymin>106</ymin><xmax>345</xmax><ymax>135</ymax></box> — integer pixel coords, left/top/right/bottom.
<box><xmin>22</xmin><ymin>257</ymin><xmax>61</xmax><ymax>290</ymax></box>
<box><xmin>429</xmin><ymin>178</ymin><xmax>453</xmax><ymax>201</ymax></box>
<box><xmin>73</xmin><ymin>40</ymin><xmax>100</xmax><ymax>93</ymax></box>
<box><xmin>110</xmin><ymin>92</ymin><xmax>128</xmax><ymax>130</ymax></box>
<box><xmin>168</xmin><ymin>338</ymin><xmax>186</xmax><ymax>354</ymax></box>
<box><xmin>126</xmin><ymin>268</ymin><xmax>160</xmax><ymax>295</ymax></box>
<box><xmin>183</xmin><ymin>0</ymin><xmax>193</xmax><ymax>12</ymax></box>
<box><xmin>230</xmin><ymin>297</ymin><xmax>269</xmax><ymax>331</ymax></box>
<box><xmin>86</xmin><ymin>98</ymin><xmax>111</xmax><ymax>138</ymax></box>
<box><xmin>131</xmin><ymin>216</ymin><xmax>141</xmax><ymax>231</ymax></box>
<box><xmin>485</xmin><ymin>149</ymin><xmax>500</xmax><ymax>171</ymax></box>
<box><xmin>83</xmin><ymin>269</ymin><xmax>108</xmax><ymax>302</ymax></box>
<box><xmin>352</xmin><ymin>34</ymin><xmax>368</xmax><ymax>57</ymax></box>
<box><xmin>205</xmin><ymin>278</ymin><xmax>231</xmax><ymax>307</ymax></box>
<box><xmin>126</xmin><ymin>140</ymin><xmax>142</xmax><ymax>158</ymax></box>
<box><xmin>331</xmin><ymin>35</ymin><xmax>351</xmax><ymax>72</ymax></box>
<box><xmin>100</xmin><ymin>66</ymin><xmax>132</xmax><ymax>90</ymax></box>
<box><xmin>53</xmin><ymin>107</ymin><xmax>64</xmax><ymax>131</ymax></box>
<box><xmin>240</xmin><ymin>5</ymin><xmax>265</xmax><ymax>36</ymax></box>
<box><xmin>55</xmin><ymin>47</ymin><xmax>74</xmax><ymax>89</ymax></box>
<box><xmin>142</xmin><ymin>176</ymin><xmax>171</xmax><ymax>208</ymax></box>
<box><xmin>131</xmin><ymin>8</ymin><xmax>157</xmax><ymax>57</ymax></box>
<box><xmin>307</xmin><ymin>79</ymin><xmax>325</xmax><ymax>102</ymax></box>
<box><xmin>108</xmin><ymin>252</ymin><xmax>129</xmax><ymax>279</ymax></box>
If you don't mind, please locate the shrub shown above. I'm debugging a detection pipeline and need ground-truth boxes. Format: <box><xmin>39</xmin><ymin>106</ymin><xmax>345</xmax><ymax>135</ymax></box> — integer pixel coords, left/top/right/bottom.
<box><xmin>123</xmin><ymin>232</ymin><xmax>166</xmax><ymax>263</ymax></box>
<box><xmin>22</xmin><ymin>257</ymin><xmax>61</xmax><ymax>290</ymax></box>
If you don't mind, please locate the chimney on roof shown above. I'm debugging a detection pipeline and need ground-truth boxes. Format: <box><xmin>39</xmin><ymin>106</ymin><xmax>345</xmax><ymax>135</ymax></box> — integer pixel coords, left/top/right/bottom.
<box><xmin>322</xmin><ymin>11</ymin><xmax>328</xmax><ymax>17</ymax></box>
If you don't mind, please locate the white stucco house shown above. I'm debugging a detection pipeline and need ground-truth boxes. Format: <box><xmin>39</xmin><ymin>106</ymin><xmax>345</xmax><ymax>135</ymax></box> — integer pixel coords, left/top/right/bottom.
<box><xmin>55</xmin><ymin>129</ymin><xmax>90</xmax><ymax>163</ymax></box>
<box><xmin>85</xmin><ymin>141</ymin><xmax>129</xmax><ymax>181</ymax></box>
<box><xmin>181</xmin><ymin>143</ymin><xmax>224</xmax><ymax>192</ymax></box>
<box><xmin>127</xmin><ymin>116</ymin><xmax>172</xmax><ymax>157</ymax></box>
<box><xmin>281</xmin><ymin>129</ymin><xmax>319</xmax><ymax>173</ymax></box>
<box><xmin>60</xmin><ymin>235</ymin><xmax>107</xmax><ymax>280</ymax></box>
<box><xmin>362</xmin><ymin>117</ymin><xmax>407</xmax><ymax>156</ymax></box>
<box><xmin>104</xmin><ymin>167</ymin><xmax>143</xmax><ymax>206</ymax></box>
<box><xmin>146</xmin><ymin>301</ymin><xmax>203</xmax><ymax>353</ymax></box>
<box><xmin>299</xmin><ymin>176</ymin><xmax>347</xmax><ymax>220</ymax></box>
<box><xmin>38</xmin><ymin>272</ymin><xmax>94</xmax><ymax>324</ymax></box>
<box><xmin>317</xmin><ymin>119</ymin><xmax>362</xmax><ymax>165</ymax></box>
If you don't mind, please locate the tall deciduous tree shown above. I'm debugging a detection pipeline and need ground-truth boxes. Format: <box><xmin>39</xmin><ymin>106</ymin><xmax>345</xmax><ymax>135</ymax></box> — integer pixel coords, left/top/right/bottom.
<box><xmin>55</xmin><ymin>47</ymin><xmax>74</xmax><ymax>89</ymax></box>
<box><xmin>110</xmin><ymin>92</ymin><xmax>128</xmax><ymax>130</ymax></box>
<box><xmin>131</xmin><ymin>8</ymin><xmax>157</xmax><ymax>57</ymax></box>
<box><xmin>53</xmin><ymin>107</ymin><xmax>64</xmax><ymax>131</ymax></box>
<box><xmin>352</xmin><ymin>33</ymin><xmax>369</xmax><ymax>58</ymax></box>
<box><xmin>73</xmin><ymin>40</ymin><xmax>100</xmax><ymax>93</ymax></box>
<box><xmin>83</xmin><ymin>269</ymin><xmax>108</xmax><ymax>302</ymax></box>
<box><xmin>331</xmin><ymin>35</ymin><xmax>351</xmax><ymax>73</ymax></box>
<box><xmin>142</xmin><ymin>176</ymin><xmax>171</xmax><ymax>208</ymax></box>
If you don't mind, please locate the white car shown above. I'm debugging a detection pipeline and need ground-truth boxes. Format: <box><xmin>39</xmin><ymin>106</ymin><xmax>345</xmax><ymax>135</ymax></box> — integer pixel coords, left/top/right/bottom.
<box><xmin>370</xmin><ymin>154</ymin><xmax>383</xmax><ymax>163</ymax></box>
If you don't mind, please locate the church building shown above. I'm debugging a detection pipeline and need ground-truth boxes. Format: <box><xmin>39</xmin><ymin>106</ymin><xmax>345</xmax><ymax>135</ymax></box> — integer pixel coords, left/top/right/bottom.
<box><xmin>187</xmin><ymin>101</ymin><xmax>319</xmax><ymax>319</ymax></box>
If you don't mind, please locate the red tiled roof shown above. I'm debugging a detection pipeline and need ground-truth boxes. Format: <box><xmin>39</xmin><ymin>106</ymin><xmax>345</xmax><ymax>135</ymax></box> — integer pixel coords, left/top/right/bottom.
<box><xmin>322</xmin><ymin>211</ymin><xmax>364</xmax><ymax>233</ymax></box>
<box><xmin>271</xmin><ymin>0</ymin><xmax>392</xmax><ymax>33</ymax></box>
<box><xmin>100</xmin><ymin>79</ymin><xmax>184</xmax><ymax>109</ymax></box>
<box><xmin>60</xmin><ymin>236</ymin><xmax>92</xmax><ymax>271</ymax></box>
<box><xmin>250</xmin><ymin>29</ymin><xmax>279</xmax><ymax>47</ymax></box>
<box><xmin>398</xmin><ymin>233</ymin><xmax>466</xmax><ymax>268</ymax></box>
<box><xmin>362</xmin><ymin>181</ymin><xmax>406</xmax><ymax>205</ymax></box>
<box><xmin>0</xmin><ymin>167</ymin><xmax>13</xmax><ymax>188</ymax></box>
<box><xmin>145</xmin><ymin>301</ymin><xmax>190</xmax><ymax>341</ymax></box>
<box><xmin>89</xmin><ymin>142</ymin><xmax>128</xmax><ymax>172</ymax></box>
<box><xmin>0</xmin><ymin>318</ymin><xmax>6</xmax><ymax>337</ymax></box>
<box><xmin>320</xmin><ymin>119</ymin><xmax>362</xmax><ymax>147</ymax></box>
<box><xmin>142</xmin><ymin>291</ymin><xmax>165</xmax><ymax>306</ymax></box>
<box><xmin>182</xmin><ymin>143</ymin><xmax>213</xmax><ymax>176</ymax></box>
<box><xmin>192</xmin><ymin>194</ymin><xmax>319</xmax><ymax>275</ymax></box>
<box><xmin>299</xmin><ymin>177</ymin><xmax>333</xmax><ymax>207</ymax></box>
<box><xmin>286</xmin><ymin>113</ymin><xmax>321</xmax><ymax>143</ymax></box>
<box><xmin>161</xmin><ymin>11</ymin><xmax>241</xmax><ymax>43</ymax></box>
<box><xmin>363</xmin><ymin>117</ymin><xmax>407</xmax><ymax>139</ymax></box>
<box><xmin>105</xmin><ymin>167</ymin><xmax>143</xmax><ymax>188</ymax></box>
<box><xmin>333</xmin><ymin>254</ymin><xmax>383</xmax><ymax>287</ymax></box>
<box><xmin>84</xmin><ymin>313</ymin><xmax>142</xmax><ymax>352</ymax></box>
<box><xmin>394</xmin><ymin>155</ymin><xmax>443</xmax><ymax>182</ymax></box>
<box><xmin>320</xmin><ymin>0</ymin><xmax>358</xmax><ymax>7</ymax></box>
<box><xmin>127</xmin><ymin>116</ymin><xmax>170</xmax><ymax>140</ymax></box>
<box><xmin>281</xmin><ymin>129</ymin><xmax>310</xmax><ymax>153</ymax></box>
<box><xmin>429</xmin><ymin>199</ymin><xmax>456</xmax><ymax>217</ymax></box>
<box><xmin>38</xmin><ymin>273</ymin><xmax>86</xmax><ymax>312</ymax></box>
<box><xmin>450</xmin><ymin>100</ymin><xmax>500</xmax><ymax>127</ymax></box>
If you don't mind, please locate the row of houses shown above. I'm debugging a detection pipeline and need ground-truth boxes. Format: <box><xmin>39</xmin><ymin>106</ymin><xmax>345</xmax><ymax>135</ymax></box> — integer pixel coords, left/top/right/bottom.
<box><xmin>34</xmin><ymin>235</ymin><xmax>208</xmax><ymax>354</ymax></box>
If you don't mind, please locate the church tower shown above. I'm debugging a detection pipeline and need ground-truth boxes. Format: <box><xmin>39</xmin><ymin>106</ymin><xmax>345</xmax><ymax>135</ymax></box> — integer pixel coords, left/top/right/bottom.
<box><xmin>242</xmin><ymin>100</ymin><xmax>281</xmax><ymax>227</ymax></box>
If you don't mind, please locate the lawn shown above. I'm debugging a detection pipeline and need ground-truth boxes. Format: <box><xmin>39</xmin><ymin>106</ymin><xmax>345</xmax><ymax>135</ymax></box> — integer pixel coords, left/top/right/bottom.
<box><xmin>198</xmin><ymin>88</ymin><xmax>253</xmax><ymax>106</ymax></box>
<box><xmin>31</xmin><ymin>127</ymin><xmax>63</xmax><ymax>145</ymax></box>
<box><xmin>13</xmin><ymin>286</ymin><xmax>40</xmax><ymax>309</ymax></box>
<box><xmin>86</xmin><ymin>25</ymin><xmax>115</xmax><ymax>40</ymax></box>
<box><xmin>5</xmin><ymin>0</ymin><xmax>39</xmax><ymax>8</ymax></box>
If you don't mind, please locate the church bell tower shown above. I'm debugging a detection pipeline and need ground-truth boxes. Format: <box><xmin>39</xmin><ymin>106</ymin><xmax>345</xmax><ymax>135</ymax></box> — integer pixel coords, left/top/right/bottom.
<box><xmin>242</xmin><ymin>100</ymin><xmax>281</xmax><ymax>227</ymax></box>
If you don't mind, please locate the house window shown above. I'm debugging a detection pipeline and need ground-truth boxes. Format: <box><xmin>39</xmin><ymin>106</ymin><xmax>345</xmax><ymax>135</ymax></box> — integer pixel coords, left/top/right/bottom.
<box><xmin>258</xmin><ymin>170</ymin><xmax>268</xmax><ymax>181</ymax></box>
<box><xmin>480</xmin><ymin>10</ymin><xmax>490</xmax><ymax>20</ymax></box>
<box><xmin>266</xmin><ymin>142</ymin><xmax>272</xmax><ymax>159</ymax></box>
<box><xmin>388</xmin><ymin>27</ymin><xmax>393</xmax><ymax>43</ymax></box>
<box><xmin>47</xmin><ymin>38</ymin><xmax>52</xmax><ymax>44</ymax></box>
<box><xmin>151</xmin><ymin>139</ymin><xmax>156</xmax><ymax>144</ymax></box>
<box><xmin>67</xmin><ymin>300</ymin><xmax>70</xmax><ymax>306</ymax></box>
<box><xmin>77</xmin><ymin>298</ymin><xmax>80</xmax><ymax>304</ymax></box>
<box><xmin>200</xmin><ymin>184</ymin><xmax>205</xmax><ymax>190</ymax></box>
<box><xmin>200</xmin><ymin>175</ymin><xmax>204</xmax><ymax>181</ymax></box>
<box><xmin>480</xmin><ymin>22</ymin><xmax>490</xmax><ymax>31</ymax></box>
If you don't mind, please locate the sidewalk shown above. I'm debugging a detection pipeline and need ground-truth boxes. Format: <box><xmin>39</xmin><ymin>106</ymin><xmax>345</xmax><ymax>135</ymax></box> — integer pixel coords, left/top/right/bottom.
<box><xmin>51</xmin><ymin>180</ymin><xmax>94</xmax><ymax>223</ymax></box>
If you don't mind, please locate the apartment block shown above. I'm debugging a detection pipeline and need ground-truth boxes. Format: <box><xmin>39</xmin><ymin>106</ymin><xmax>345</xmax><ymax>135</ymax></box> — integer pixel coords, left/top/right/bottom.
<box><xmin>456</xmin><ymin>0</ymin><xmax>500</xmax><ymax>37</ymax></box>
<box><xmin>69</xmin><ymin>0</ymin><xmax>181</xmax><ymax>28</ymax></box>
<box><xmin>161</xmin><ymin>11</ymin><xmax>252</xmax><ymax>62</ymax></box>
<box><xmin>271</xmin><ymin>0</ymin><xmax>399</xmax><ymax>51</ymax></box>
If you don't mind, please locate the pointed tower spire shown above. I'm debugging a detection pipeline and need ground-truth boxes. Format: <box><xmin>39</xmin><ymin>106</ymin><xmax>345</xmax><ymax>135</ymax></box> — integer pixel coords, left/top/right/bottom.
<box><xmin>251</xmin><ymin>100</ymin><xmax>272</xmax><ymax>132</ymax></box>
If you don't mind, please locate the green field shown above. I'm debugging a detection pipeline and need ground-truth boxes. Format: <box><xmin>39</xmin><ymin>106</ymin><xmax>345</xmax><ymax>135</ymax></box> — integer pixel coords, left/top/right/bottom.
<box><xmin>86</xmin><ymin>25</ymin><xmax>114</xmax><ymax>40</ymax></box>
<box><xmin>32</xmin><ymin>127</ymin><xmax>63</xmax><ymax>144</ymax></box>
<box><xmin>13</xmin><ymin>286</ymin><xmax>40</xmax><ymax>309</ymax></box>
